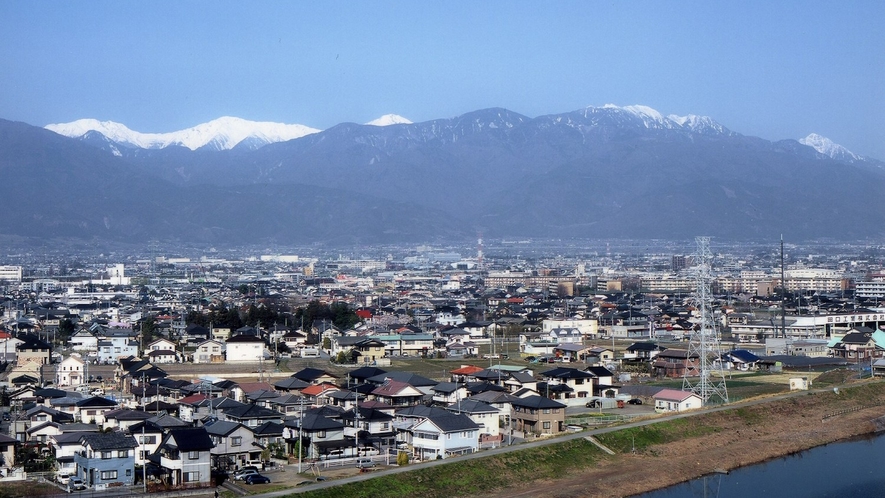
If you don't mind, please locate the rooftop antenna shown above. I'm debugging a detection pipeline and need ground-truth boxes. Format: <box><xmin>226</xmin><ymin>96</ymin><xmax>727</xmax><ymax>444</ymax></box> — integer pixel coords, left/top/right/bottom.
<box><xmin>682</xmin><ymin>236</ymin><xmax>728</xmax><ymax>405</ymax></box>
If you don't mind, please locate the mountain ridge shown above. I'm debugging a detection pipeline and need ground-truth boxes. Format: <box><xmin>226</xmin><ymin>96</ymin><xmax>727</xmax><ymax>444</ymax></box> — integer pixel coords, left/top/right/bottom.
<box><xmin>5</xmin><ymin>105</ymin><xmax>884</xmax><ymax>244</ymax></box>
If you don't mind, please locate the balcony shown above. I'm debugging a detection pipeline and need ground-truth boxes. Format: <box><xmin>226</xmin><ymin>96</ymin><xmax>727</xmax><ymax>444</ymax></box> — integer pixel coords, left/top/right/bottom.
<box><xmin>160</xmin><ymin>456</ymin><xmax>183</xmax><ymax>470</ymax></box>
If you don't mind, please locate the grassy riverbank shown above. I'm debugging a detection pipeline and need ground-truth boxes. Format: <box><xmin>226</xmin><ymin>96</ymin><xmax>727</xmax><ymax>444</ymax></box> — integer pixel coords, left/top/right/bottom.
<box><xmin>292</xmin><ymin>376</ymin><xmax>885</xmax><ymax>498</ymax></box>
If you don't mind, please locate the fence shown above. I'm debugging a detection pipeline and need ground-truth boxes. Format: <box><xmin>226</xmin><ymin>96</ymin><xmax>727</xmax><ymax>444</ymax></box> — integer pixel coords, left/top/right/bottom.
<box><xmin>566</xmin><ymin>414</ymin><xmax>640</xmax><ymax>427</ymax></box>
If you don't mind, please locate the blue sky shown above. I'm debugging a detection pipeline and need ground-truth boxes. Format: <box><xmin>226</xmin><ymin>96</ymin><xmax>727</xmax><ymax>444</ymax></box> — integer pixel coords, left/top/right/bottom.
<box><xmin>2</xmin><ymin>2</ymin><xmax>883</xmax><ymax>159</ymax></box>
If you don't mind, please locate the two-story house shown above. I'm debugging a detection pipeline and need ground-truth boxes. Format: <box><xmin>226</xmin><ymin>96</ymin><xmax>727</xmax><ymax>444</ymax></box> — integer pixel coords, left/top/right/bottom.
<box><xmin>539</xmin><ymin>366</ymin><xmax>595</xmax><ymax>403</ymax></box>
<box><xmin>408</xmin><ymin>411</ymin><xmax>479</xmax><ymax>460</ymax></box>
<box><xmin>74</xmin><ymin>432</ymin><xmax>137</xmax><ymax>489</ymax></box>
<box><xmin>56</xmin><ymin>355</ymin><xmax>86</xmax><ymax>387</ymax></box>
<box><xmin>224</xmin><ymin>334</ymin><xmax>267</xmax><ymax>362</ymax></box>
<box><xmin>152</xmin><ymin>427</ymin><xmax>214</xmax><ymax>488</ymax></box>
<box><xmin>192</xmin><ymin>339</ymin><xmax>225</xmax><ymax>364</ymax></box>
<box><xmin>204</xmin><ymin>420</ymin><xmax>257</xmax><ymax>470</ymax></box>
<box><xmin>510</xmin><ymin>395</ymin><xmax>566</xmax><ymax>436</ymax></box>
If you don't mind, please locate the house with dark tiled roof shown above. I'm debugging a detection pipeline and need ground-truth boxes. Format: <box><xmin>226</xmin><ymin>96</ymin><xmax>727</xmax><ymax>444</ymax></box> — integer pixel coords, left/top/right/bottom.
<box><xmin>291</xmin><ymin>367</ymin><xmax>339</xmax><ymax>385</ymax></box>
<box><xmin>431</xmin><ymin>382</ymin><xmax>468</xmax><ymax>405</ymax></box>
<box><xmin>445</xmin><ymin>399</ymin><xmax>500</xmax><ymax>438</ymax></box>
<box><xmin>406</xmin><ymin>411</ymin><xmax>480</xmax><ymax>460</ymax></box>
<box><xmin>339</xmin><ymin>406</ymin><xmax>396</xmax><ymax>449</ymax></box>
<box><xmin>75</xmin><ymin>396</ymin><xmax>119</xmax><ymax>425</ymax></box>
<box><xmin>282</xmin><ymin>411</ymin><xmax>346</xmax><ymax>459</ymax></box>
<box><xmin>510</xmin><ymin>395</ymin><xmax>566</xmax><ymax>436</ymax></box>
<box><xmin>221</xmin><ymin>404</ymin><xmax>283</xmax><ymax>428</ymax></box>
<box><xmin>74</xmin><ymin>432</ymin><xmax>137</xmax><ymax>488</ymax></box>
<box><xmin>371</xmin><ymin>380</ymin><xmax>425</xmax><ymax>407</ymax></box>
<box><xmin>205</xmin><ymin>420</ymin><xmax>257</xmax><ymax>471</ymax></box>
<box><xmin>652</xmin><ymin>348</ymin><xmax>700</xmax><ymax>378</ymax></box>
<box><xmin>151</xmin><ymin>427</ymin><xmax>214</xmax><ymax>487</ymax></box>
<box><xmin>251</xmin><ymin>421</ymin><xmax>285</xmax><ymax>450</ymax></box>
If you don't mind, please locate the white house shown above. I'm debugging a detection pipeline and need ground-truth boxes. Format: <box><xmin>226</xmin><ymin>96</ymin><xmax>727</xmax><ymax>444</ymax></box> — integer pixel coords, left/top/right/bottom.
<box><xmin>69</xmin><ymin>330</ymin><xmax>99</xmax><ymax>353</ymax></box>
<box><xmin>56</xmin><ymin>355</ymin><xmax>86</xmax><ymax>387</ymax></box>
<box><xmin>193</xmin><ymin>340</ymin><xmax>225</xmax><ymax>364</ymax></box>
<box><xmin>224</xmin><ymin>335</ymin><xmax>267</xmax><ymax>362</ymax></box>
<box><xmin>408</xmin><ymin>412</ymin><xmax>480</xmax><ymax>460</ymax></box>
<box><xmin>653</xmin><ymin>388</ymin><xmax>703</xmax><ymax>413</ymax></box>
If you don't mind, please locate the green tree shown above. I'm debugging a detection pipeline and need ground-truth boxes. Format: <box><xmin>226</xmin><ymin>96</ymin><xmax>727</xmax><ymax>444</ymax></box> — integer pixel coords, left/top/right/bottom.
<box><xmin>335</xmin><ymin>351</ymin><xmax>348</xmax><ymax>364</ymax></box>
<box><xmin>58</xmin><ymin>319</ymin><xmax>76</xmax><ymax>341</ymax></box>
<box><xmin>141</xmin><ymin>316</ymin><xmax>157</xmax><ymax>344</ymax></box>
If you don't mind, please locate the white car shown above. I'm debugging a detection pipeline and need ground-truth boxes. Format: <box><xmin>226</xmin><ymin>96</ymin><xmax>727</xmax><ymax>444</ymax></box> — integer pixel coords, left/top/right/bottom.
<box><xmin>57</xmin><ymin>473</ymin><xmax>71</xmax><ymax>485</ymax></box>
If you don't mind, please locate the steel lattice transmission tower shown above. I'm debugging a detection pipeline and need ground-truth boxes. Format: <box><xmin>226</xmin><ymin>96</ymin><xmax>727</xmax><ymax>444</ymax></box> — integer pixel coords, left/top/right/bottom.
<box><xmin>682</xmin><ymin>236</ymin><xmax>729</xmax><ymax>405</ymax></box>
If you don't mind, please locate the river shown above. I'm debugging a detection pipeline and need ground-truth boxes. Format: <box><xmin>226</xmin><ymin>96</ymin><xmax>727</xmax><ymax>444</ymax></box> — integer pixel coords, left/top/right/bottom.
<box><xmin>635</xmin><ymin>433</ymin><xmax>885</xmax><ymax>498</ymax></box>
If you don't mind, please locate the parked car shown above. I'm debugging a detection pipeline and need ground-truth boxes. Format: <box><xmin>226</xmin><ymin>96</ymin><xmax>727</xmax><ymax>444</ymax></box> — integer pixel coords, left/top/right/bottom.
<box><xmin>68</xmin><ymin>477</ymin><xmax>86</xmax><ymax>492</ymax></box>
<box><xmin>244</xmin><ymin>474</ymin><xmax>270</xmax><ymax>485</ymax></box>
<box><xmin>233</xmin><ymin>469</ymin><xmax>260</xmax><ymax>481</ymax></box>
<box><xmin>524</xmin><ymin>356</ymin><xmax>536</xmax><ymax>362</ymax></box>
<box><xmin>627</xmin><ymin>398</ymin><xmax>643</xmax><ymax>405</ymax></box>
<box><xmin>2</xmin><ymin>412</ymin><xmax>10</xmax><ymax>421</ymax></box>
<box><xmin>56</xmin><ymin>473</ymin><xmax>71</xmax><ymax>485</ymax></box>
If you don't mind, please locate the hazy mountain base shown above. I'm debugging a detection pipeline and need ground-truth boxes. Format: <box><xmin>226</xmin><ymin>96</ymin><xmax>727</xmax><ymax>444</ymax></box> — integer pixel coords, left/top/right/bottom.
<box><xmin>295</xmin><ymin>377</ymin><xmax>885</xmax><ymax>498</ymax></box>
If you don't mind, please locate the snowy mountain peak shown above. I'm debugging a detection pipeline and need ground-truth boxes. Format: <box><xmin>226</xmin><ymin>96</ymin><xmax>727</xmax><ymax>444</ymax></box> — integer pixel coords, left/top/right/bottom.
<box><xmin>799</xmin><ymin>133</ymin><xmax>861</xmax><ymax>162</ymax></box>
<box><xmin>365</xmin><ymin>114</ymin><xmax>413</xmax><ymax>126</ymax></box>
<box><xmin>596</xmin><ymin>104</ymin><xmax>729</xmax><ymax>134</ymax></box>
<box><xmin>46</xmin><ymin>117</ymin><xmax>320</xmax><ymax>151</ymax></box>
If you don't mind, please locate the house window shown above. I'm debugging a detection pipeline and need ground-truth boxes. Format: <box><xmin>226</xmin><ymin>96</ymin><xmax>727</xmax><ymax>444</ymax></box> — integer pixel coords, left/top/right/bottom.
<box><xmin>317</xmin><ymin>431</ymin><xmax>326</xmax><ymax>438</ymax></box>
<box><xmin>543</xmin><ymin>409</ymin><xmax>551</xmax><ymax>414</ymax></box>
<box><xmin>139</xmin><ymin>435</ymin><xmax>156</xmax><ymax>444</ymax></box>
<box><xmin>118</xmin><ymin>450</ymin><xmax>128</xmax><ymax>458</ymax></box>
<box><xmin>231</xmin><ymin>437</ymin><xmax>242</xmax><ymax>446</ymax></box>
<box><xmin>126</xmin><ymin>469</ymin><xmax>132</xmax><ymax>477</ymax></box>
<box><xmin>101</xmin><ymin>451</ymin><xmax>113</xmax><ymax>459</ymax></box>
<box><xmin>189</xmin><ymin>451</ymin><xmax>200</xmax><ymax>460</ymax></box>
<box><xmin>100</xmin><ymin>470</ymin><xmax>117</xmax><ymax>480</ymax></box>
<box><xmin>183</xmin><ymin>471</ymin><xmax>200</xmax><ymax>482</ymax></box>
<box><xmin>542</xmin><ymin>422</ymin><xmax>551</xmax><ymax>430</ymax></box>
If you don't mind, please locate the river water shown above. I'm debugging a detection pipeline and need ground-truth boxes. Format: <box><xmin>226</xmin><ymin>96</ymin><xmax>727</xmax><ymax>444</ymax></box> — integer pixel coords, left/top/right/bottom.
<box><xmin>635</xmin><ymin>433</ymin><xmax>885</xmax><ymax>498</ymax></box>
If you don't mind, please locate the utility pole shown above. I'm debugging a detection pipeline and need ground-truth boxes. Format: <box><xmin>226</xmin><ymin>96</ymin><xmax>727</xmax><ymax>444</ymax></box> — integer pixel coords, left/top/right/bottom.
<box><xmin>298</xmin><ymin>396</ymin><xmax>304</xmax><ymax>473</ymax></box>
<box><xmin>141</xmin><ymin>371</ymin><xmax>147</xmax><ymax>494</ymax></box>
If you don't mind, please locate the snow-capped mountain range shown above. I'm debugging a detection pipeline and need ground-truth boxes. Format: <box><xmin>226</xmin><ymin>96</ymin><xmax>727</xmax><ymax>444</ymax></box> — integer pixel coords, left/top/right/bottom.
<box><xmin>44</xmin><ymin>105</ymin><xmax>865</xmax><ymax>162</ymax></box>
<box><xmin>45</xmin><ymin>116</ymin><xmax>321</xmax><ymax>151</ymax></box>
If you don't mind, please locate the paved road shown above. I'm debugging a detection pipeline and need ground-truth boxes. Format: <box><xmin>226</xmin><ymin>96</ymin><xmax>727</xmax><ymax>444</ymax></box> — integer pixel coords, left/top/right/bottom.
<box><xmin>250</xmin><ymin>383</ymin><xmax>866</xmax><ymax>498</ymax></box>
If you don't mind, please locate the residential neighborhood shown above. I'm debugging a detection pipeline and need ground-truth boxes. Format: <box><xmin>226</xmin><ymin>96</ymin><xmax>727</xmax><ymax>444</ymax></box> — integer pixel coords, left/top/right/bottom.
<box><xmin>0</xmin><ymin>241</ymin><xmax>883</xmax><ymax>493</ymax></box>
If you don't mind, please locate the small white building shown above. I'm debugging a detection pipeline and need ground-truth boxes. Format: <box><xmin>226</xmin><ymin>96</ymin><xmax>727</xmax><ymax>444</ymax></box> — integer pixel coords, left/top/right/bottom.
<box><xmin>653</xmin><ymin>388</ymin><xmax>703</xmax><ymax>413</ymax></box>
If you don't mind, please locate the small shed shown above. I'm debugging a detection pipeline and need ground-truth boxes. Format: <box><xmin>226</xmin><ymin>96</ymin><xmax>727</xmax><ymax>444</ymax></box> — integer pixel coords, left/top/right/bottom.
<box><xmin>872</xmin><ymin>359</ymin><xmax>885</xmax><ymax>377</ymax></box>
<box><xmin>789</xmin><ymin>377</ymin><xmax>811</xmax><ymax>391</ymax></box>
